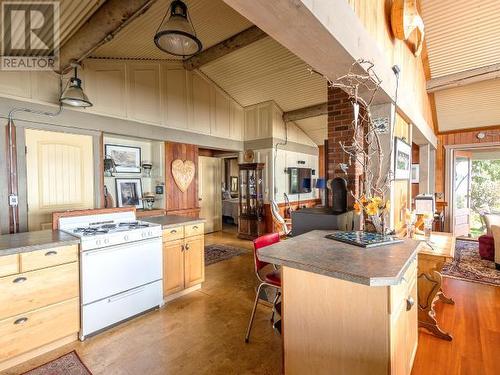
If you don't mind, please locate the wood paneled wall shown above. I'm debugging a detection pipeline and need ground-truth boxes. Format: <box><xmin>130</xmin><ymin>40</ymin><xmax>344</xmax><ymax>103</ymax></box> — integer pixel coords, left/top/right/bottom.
<box><xmin>165</xmin><ymin>142</ymin><xmax>200</xmax><ymax>217</ymax></box>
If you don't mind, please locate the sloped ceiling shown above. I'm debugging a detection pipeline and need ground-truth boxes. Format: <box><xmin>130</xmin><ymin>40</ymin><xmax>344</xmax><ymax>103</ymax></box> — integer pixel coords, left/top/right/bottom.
<box><xmin>421</xmin><ymin>0</ymin><xmax>500</xmax><ymax>132</ymax></box>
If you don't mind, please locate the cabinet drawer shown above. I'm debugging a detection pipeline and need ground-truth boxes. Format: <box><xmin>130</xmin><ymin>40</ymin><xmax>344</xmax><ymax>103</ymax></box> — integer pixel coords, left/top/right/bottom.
<box><xmin>0</xmin><ymin>262</ymin><xmax>79</xmax><ymax>320</ymax></box>
<box><xmin>163</xmin><ymin>226</ymin><xmax>184</xmax><ymax>242</ymax></box>
<box><xmin>0</xmin><ymin>298</ymin><xmax>79</xmax><ymax>362</ymax></box>
<box><xmin>20</xmin><ymin>245</ymin><xmax>78</xmax><ymax>272</ymax></box>
<box><xmin>390</xmin><ymin>257</ymin><xmax>417</xmax><ymax>314</ymax></box>
<box><xmin>0</xmin><ymin>254</ymin><xmax>19</xmax><ymax>277</ymax></box>
<box><xmin>184</xmin><ymin>223</ymin><xmax>204</xmax><ymax>237</ymax></box>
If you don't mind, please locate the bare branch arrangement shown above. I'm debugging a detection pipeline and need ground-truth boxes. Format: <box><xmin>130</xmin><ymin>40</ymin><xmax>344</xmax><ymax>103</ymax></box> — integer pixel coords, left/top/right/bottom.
<box><xmin>309</xmin><ymin>59</ymin><xmax>395</xmax><ymax>233</ymax></box>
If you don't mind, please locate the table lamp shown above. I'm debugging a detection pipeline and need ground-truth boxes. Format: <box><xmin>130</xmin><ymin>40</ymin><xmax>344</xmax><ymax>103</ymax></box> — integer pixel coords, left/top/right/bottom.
<box><xmin>316</xmin><ymin>178</ymin><xmax>326</xmax><ymax>206</ymax></box>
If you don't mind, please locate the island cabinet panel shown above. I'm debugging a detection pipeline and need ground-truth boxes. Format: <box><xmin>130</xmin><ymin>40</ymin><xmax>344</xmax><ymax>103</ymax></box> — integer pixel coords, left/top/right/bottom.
<box><xmin>20</xmin><ymin>244</ymin><xmax>78</xmax><ymax>272</ymax></box>
<box><xmin>162</xmin><ymin>223</ymin><xmax>205</xmax><ymax>300</ymax></box>
<box><xmin>282</xmin><ymin>260</ymin><xmax>418</xmax><ymax>375</ymax></box>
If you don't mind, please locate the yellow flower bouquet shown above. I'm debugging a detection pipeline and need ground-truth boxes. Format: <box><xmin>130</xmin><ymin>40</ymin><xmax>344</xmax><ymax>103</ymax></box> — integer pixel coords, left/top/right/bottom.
<box><xmin>353</xmin><ymin>195</ymin><xmax>390</xmax><ymax>234</ymax></box>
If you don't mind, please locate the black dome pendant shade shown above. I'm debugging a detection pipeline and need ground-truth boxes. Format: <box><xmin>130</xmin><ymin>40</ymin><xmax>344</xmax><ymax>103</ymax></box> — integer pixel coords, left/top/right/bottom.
<box><xmin>154</xmin><ymin>0</ymin><xmax>202</xmax><ymax>57</ymax></box>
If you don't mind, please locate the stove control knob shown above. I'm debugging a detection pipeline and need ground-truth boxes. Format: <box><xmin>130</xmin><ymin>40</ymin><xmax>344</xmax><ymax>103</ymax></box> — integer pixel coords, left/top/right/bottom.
<box><xmin>141</xmin><ymin>232</ymin><xmax>146</xmax><ymax>238</ymax></box>
<box><xmin>124</xmin><ymin>235</ymin><xmax>129</xmax><ymax>241</ymax></box>
<box><xmin>104</xmin><ymin>239</ymin><xmax>110</xmax><ymax>244</ymax></box>
<box><xmin>96</xmin><ymin>239</ymin><xmax>101</xmax><ymax>246</ymax></box>
<box><xmin>148</xmin><ymin>231</ymin><xmax>153</xmax><ymax>236</ymax></box>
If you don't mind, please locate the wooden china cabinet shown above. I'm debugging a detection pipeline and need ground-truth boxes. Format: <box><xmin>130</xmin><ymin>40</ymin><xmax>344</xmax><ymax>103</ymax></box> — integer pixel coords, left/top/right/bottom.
<box><xmin>238</xmin><ymin>163</ymin><xmax>265</xmax><ymax>240</ymax></box>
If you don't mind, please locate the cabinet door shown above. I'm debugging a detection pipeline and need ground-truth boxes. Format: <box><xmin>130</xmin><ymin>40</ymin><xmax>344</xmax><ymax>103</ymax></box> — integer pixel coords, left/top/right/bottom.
<box><xmin>163</xmin><ymin>240</ymin><xmax>185</xmax><ymax>296</ymax></box>
<box><xmin>184</xmin><ymin>236</ymin><xmax>205</xmax><ymax>288</ymax></box>
<box><xmin>405</xmin><ymin>278</ymin><xmax>418</xmax><ymax>371</ymax></box>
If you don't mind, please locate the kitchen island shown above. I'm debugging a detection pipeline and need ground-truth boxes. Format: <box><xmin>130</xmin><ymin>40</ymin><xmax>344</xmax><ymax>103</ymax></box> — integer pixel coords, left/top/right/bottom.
<box><xmin>258</xmin><ymin>230</ymin><xmax>419</xmax><ymax>375</ymax></box>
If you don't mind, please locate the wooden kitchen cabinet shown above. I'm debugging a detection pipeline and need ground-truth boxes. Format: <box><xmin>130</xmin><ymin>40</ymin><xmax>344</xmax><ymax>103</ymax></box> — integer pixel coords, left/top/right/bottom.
<box><xmin>162</xmin><ymin>223</ymin><xmax>205</xmax><ymax>301</ymax></box>
<box><xmin>0</xmin><ymin>244</ymin><xmax>80</xmax><ymax>372</ymax></box>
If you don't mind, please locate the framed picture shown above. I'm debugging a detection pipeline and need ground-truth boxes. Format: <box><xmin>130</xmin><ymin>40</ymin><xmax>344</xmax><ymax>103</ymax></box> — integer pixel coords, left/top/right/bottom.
<box><xmin>394</xmin><ymin>138</ymin><xmax>411</xmax><ymax>180</ymax></box>
<box><xmin>105</xmin><ymin>144</ymin><xmax>141</xmax><ymax>173</ymax></box>
<box><xmin>115</xmin><ymin>178</ymin><xmax>143</xmax><ymax>209</ymax></box>
<box><xmin>230</xmin><ymin>176</ymin><xmax>239</xmax><ymax>192</ymax></box>
<box><xmin>411</xmin><ymin>164</ymin><xmax>419</xmax><ymax>183</ymax></box>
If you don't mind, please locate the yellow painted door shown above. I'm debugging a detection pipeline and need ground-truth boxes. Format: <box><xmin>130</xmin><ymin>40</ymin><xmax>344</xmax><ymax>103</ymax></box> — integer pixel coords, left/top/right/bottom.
<box><xmin>184</xmin><ymin>236</ymin><xmax>204</xmax><ymax>288</ymax></box>
<box><xmin>25</xmin><ymin>129</ymin><xmax>94</xmax><ymax>231</ymax></box>
<box><xmin>163</xmin><ymin>239</ymin><xmax>185</xmax><ymax>296</ymax></box>
<box><xmin>198</xmin><ymin>156</ymin><xmax>222</xmax><ymax>233</ymax></box>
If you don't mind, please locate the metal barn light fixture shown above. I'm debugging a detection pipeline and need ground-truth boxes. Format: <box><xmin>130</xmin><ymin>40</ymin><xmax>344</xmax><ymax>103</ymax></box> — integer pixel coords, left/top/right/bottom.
<box><xmin>60</xmin><ymin>63</ymin><xmax>92</xmax><ymax>108</ymax></box>
<box><xmin>154</xmin><ymin>0</ymin><xmax>202</xmax><ymax>57</ymax></box>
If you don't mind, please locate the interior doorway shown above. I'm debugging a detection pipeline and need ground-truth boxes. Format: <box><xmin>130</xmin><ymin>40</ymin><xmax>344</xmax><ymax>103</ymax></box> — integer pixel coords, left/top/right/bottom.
<box><xmin>198</xmin><ymin>156</ymin><xmax>222</xmax><ymax>234</ymax></box>
<box><xmin>25</xmin><ymin>128</ymin><xmax>95</xmax><ymax>231</ymax></box>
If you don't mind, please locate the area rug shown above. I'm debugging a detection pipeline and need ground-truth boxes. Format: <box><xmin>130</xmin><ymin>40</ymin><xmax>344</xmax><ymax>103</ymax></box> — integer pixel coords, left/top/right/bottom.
<box><xmin>441</xmin><ymin>240</ymin><xmax>500</xmax><ymax>287</ymax></box>
<box><xmin>22</xmin><ymin>351</ymin><xmax>92</xmax><ymax>375</ymax></box>
<box><xmin>204</xmin><ymin>244</ymin><xmax>247</xmax><ymax>266</ymax></box>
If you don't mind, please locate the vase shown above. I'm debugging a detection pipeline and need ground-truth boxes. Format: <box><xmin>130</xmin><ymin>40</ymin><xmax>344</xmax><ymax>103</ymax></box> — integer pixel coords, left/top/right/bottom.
<box><xmin>367</xmin><ymin>214</ymin><xmax>386</xmax><ymax>235</ymax></box>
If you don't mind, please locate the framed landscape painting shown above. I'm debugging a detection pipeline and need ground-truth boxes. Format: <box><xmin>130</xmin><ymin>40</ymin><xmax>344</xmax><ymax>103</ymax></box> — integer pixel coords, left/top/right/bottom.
<box><xmin>394</xmin><ymin>138</ymin><xmax>411</xmax><ymax>180</ymax></box>
<box><xmin>105</xmin><ymin>144</ymin><xmax>141</xmax><ymax>173</ymax></box>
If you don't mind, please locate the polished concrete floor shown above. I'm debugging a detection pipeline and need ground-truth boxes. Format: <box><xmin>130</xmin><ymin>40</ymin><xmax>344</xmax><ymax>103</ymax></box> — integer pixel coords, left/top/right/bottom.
<box><xmin>5</xmin><ymin>226</ymin><xmax>500</xmax><ymax>375</ymax></box>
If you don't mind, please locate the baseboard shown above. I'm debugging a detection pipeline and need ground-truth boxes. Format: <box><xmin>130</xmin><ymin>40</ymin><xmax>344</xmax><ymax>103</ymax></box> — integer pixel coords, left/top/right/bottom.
<box><xmin>163</xmin><ymin>284</ymin><xmax>202</xmax><ymax>303</ymax></box>
<box><xmin>0</xmin><ymin>334</ymin><xmax>77</xmax><ymax>372</ymax></box>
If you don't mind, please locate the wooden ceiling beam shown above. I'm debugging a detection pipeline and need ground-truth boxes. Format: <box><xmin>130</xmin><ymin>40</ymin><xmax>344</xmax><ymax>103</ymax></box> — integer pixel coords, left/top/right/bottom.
<box><xmin>58</xmin><ymin>0</ymin><xmax>158</xmax><ymax>73</ymax></box>
<box><xmin>427</xmin><ymin>63</ymin><xmax>500</xmax><ymax>93</ymax></box>
<box><xmin>183</xmin><ymin>26</ymin><xmax>267</xmax><ymax>71</ymax></box>
<box><xmin>283</xmin><ymin>102</ymin><xmax>328</xmax><ymax>122</ymax></box>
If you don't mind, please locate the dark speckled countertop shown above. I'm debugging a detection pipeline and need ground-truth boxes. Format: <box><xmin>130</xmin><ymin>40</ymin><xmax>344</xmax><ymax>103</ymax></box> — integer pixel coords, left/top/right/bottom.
<box><xmin>0</xmin><ymin>230</ymin><xmax>80</xmax><ymax>257</ymax></box>
<box><xmin>143</xmin><ymin>215</ymin><xmax>206</xmax><ymax>229</ymax></box>
<box><xmin>258</xmin><ymin>230</ymin><xmax>419</xmax><ymax>286</ymax></box>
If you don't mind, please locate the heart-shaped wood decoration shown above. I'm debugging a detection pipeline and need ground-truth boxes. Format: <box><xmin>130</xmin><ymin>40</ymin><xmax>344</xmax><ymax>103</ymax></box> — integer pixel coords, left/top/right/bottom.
<box><xmin>171</xmin><ymin>159</ymin><xmax>195</xmax><ymax>193</ymax></box>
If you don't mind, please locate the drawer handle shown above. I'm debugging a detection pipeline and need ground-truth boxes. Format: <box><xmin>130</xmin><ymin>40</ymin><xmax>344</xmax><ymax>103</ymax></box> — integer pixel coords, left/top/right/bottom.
<box><xmin>14</xmin><ymin>317</ymin><xmax>28</xmax><ymax>325</ymax></box>
<box><xmin>45</xmin><ymin>250</ymin><xmax>58</xmax><ymax>256</ymax></box>
<box><xmin>170</xmin><ymin>229</ymin><xmax>177</xmax><ymax>234</ymax></box>
<box><xmin>406</xmin><ymin>296</ymin><xmax>415</xmax><ymax>311</ymax></box>
<box><xmin>193</xmin><ymin>226</ymin><xmax>198</xmax><ymax>229</ymax></box>
<box><xmin>13</xmin><ymin>277</ymin><xmax>27</xmax><ymax>284</ymax></box>
<box><xmin>185</xmin><ymin>244</ymin><xmax>190</xmax><ymax>250</ymax></box>
<box><xmin>181</xmin><ymin>244</ymin><xmax>185</xmax><ymax>251</ymax></box>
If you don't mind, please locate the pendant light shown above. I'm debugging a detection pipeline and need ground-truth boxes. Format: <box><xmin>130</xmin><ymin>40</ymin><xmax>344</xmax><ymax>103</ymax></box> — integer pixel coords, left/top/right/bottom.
<box><xmin>154</xmin><ymin>0</ymin><xmax>202</xmax><ymax>57</ymax></box>
<box><xmin>60</xmin><ymin>63</ymin><xmax>92</xmax><ymax>108</ymax></box>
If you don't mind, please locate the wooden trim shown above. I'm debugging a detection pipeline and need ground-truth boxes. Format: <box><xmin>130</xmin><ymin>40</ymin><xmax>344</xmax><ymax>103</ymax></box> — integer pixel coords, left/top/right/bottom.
<box><xmin>5</xmin><ymin>122</ymin><xmax>19</xmax><ymax>234</ymax></box>
<box><xmin>183</xmin><ymin>26</ymin><xmax>267</xmax><ymax>71</ymax></box>
<box><xmin>99</xmin><ymin>133</ymin><xmax>105</xmax><ymax>208</ymax></box>
<box><xmin>427</xmin><ymin>63</ymin><xmax>500</xmax><ymax>93</ymax></box>
<box><xmin>437</xmin><ymin>124</ymin><xmax>500</xmax><ymax>136</ymax></box>
<box><xmin>52</xmin><ymin>207</ymin><xmax>135</xmax><ymax>229</ymax></box>
<box><xmin>165</xmin><ymin>208</ymin><xmax>201</xmax><ymax>218</ymax></box>
<box><xmin>283</xmin><ymin>102</ymin><xmax>328</xmax><ymax>122</ymax></box>
<box><xmin>136</xmin><ymin>209</ymin><xmax>166</xmax><ymax>218</ymax></box>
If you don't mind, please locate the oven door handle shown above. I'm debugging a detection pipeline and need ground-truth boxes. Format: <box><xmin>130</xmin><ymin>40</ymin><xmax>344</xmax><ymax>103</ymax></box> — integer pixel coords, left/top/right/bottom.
<box><xmin>107</xmin><ymin>286</ymin><xmax>146</xmax><ymax>303</ymax></box>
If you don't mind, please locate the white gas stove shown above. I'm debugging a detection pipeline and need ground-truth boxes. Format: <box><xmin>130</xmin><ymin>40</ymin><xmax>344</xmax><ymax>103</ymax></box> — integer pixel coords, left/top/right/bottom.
<box><xmin>59</xmin><ymin>211</ymin><xmax>163</xmax><ymax>340</ymax></box>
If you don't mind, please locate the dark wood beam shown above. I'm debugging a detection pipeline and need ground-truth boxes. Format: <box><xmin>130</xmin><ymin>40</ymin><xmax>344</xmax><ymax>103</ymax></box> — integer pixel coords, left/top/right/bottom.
<box><xmin>58</xmin><ymin>0</ymin><xmax>158</xmax><ymax>73</ymax></box>
<box><xmin>183</xmin><ymin>26</ymin><xmax>267</xmax><ymax>71</ymax></box>
<box><xmin>283</xmin><ymin>102</ymin><xmax>328</xmax><ymax>122</ymax></box>
<box><xmin>427</xmin><ymin>63</ymin><xmax>500</xmax><ymax>93</ymax></box>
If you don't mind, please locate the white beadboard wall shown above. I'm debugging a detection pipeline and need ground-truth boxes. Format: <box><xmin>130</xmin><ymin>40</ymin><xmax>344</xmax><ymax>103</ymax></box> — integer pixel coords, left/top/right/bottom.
<box><xmin>0</xmin><ymin>59</ymin><xmax>244</xmax><ymax>142</ymax></box>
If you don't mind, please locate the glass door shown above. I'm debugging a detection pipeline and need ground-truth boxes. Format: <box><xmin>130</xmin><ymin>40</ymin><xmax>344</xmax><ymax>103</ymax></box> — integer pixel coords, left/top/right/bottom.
<box><xmin>453</xmin><ymin>151</ymin><xmax>472</xmax><ymax>236</ymax></box>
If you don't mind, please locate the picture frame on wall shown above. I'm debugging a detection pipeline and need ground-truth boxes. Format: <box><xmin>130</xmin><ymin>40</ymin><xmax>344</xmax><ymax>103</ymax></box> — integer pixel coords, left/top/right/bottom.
<box><xmin>394</xmin><ymin>137</ymin><xmax>411</xmax><ymax>180</ymax></box>
<box><xmin>115</xmin><ymin>178</ymin><xmax>143</xmax><ymax>209</ymax></box>
<box><xmin>105</xmin><ymin>144</ymin><xmax>141</xmax><ymax>173</ymax></box>
<box><xmin>411</xmin><ymin>164</ymin><xmax>420</xmax><ymax>183</ymax></box>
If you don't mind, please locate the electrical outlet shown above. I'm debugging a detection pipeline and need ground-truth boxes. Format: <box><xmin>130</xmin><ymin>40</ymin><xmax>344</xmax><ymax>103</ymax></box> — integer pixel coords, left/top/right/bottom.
<box><xmin>8</xmin><ymin>194</ymin><xmax>18</xmax><ymax>206</ymax></box>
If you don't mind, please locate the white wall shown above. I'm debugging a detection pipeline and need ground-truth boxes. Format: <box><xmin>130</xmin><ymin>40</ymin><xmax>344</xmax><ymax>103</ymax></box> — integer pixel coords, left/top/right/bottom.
<box><xmin>0</xmin><ymin>59</ymin><xmax>244</xmax><ymax>142</ymax></box>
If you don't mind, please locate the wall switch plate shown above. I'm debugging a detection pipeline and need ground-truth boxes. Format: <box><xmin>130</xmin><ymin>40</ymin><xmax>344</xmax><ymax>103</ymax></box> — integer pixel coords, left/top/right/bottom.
<box><xmin>8</xmin><ymin>194</ymin><xmax>18</xmax><ymax>206</ymax></box>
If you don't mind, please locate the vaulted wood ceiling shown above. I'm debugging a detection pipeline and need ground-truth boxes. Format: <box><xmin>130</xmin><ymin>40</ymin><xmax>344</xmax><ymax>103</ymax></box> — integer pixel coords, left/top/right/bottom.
<box><xmin>421</xmin><ymin>0</ymin><xmax>500</xmax><ymax>133</ymax></box>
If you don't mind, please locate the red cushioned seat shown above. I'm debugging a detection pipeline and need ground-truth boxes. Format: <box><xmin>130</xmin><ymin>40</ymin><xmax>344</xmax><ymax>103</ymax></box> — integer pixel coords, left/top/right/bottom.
<box><xmin>264</xmin><ymin>269</ymin><xmax>281</xmax><ymax>287</ymax></box>
<box><xmin>478</xmin><ymin>234</ymin><xmax>495</xmax><ymax>261</ymax></box>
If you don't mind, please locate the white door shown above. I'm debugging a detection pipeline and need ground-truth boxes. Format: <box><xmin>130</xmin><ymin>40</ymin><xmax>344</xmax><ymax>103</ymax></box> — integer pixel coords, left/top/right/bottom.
<box><xmin>198</xmin><ymin>156</ymin><xmax>222</xmax><ymax>233</ymax></box>
<box><xmin>25</xmin><ymin>129</ymin><xmax>95</xmax><ymax>231</ymax></box>
<box><xmin>453</xmin><ymin>151</ymin><xmax>472</xmax><ymax>236</ymax></box>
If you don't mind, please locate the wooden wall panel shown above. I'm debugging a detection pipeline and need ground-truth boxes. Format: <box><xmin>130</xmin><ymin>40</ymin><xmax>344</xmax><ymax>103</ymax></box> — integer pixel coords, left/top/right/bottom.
<box><xmin>165</xmin><ymin>142</ymin><xmax>200</xmax><ymax>217</ymax></box>
<box><xmin>128</xmin><ymin>63</ymin><xmax>161</xmax><ymax>124</ymax></box>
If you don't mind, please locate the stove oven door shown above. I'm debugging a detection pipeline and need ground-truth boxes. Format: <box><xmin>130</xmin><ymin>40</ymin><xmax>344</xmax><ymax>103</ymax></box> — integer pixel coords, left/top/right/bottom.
<box><xmin>81</xmin><ymin>237</ymin><xmax>162</xmax><ymax>305</ymax></box>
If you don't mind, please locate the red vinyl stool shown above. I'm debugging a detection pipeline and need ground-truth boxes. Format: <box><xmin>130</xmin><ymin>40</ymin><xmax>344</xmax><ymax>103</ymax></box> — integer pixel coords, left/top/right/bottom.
<box><xmin>245</xmin><ymin>233</ymin><xmax>281</xmax><ymax>343</ymax></box>
<box><xmin>478</xmin><ymin>234</ymin><xmax>495</xmax><ymax>261</ymax></box>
